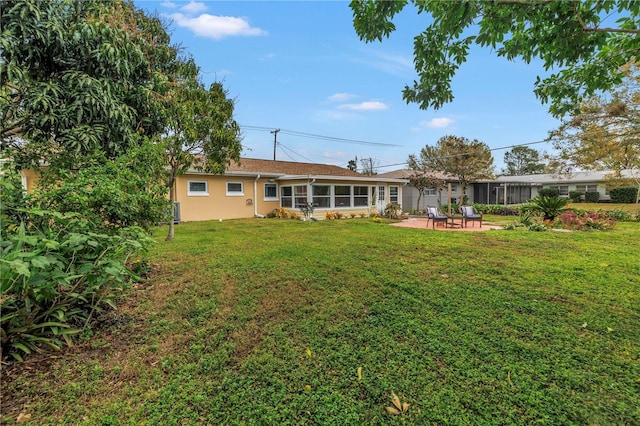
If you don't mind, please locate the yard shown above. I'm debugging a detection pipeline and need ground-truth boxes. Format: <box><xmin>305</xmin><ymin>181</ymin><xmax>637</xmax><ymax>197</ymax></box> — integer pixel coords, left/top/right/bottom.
<box><xmin>2</xmin><ymin>217</ymin><xmax>639</xmax><ymax>425</ymax></box>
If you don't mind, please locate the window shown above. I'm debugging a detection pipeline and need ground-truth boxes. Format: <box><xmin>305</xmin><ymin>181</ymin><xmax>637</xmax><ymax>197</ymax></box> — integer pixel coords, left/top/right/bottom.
<box><xmin>390</xmin><ymin>186</ymin><xmax>399</xmax><ymax>204</ymax></box>
<box><xmin>226</xmin><ymin>182</ymin><xmax>244</xmax><ymax>196</ymax></box>
<box><xmin>551</xmin><ymin>185</ymin><xmax>569</xmax><ymax>196</ymax></box>
<box><xmin>335</xmin><ymin>185</ymin><xmax>352</xmax><ymax>207</ymax></box>
<box><xmin>354</xmin><ymin>186</ymin><xmax>369</xmax><ymax>206</ymax></box>
<box><xmin>576</xmin><ymin>184</ymin><xmax>598</xmax><ymax>194</ymax></box>
<box><xmin>281</xmin><ymin>186</ymin><xmax>293</xmax><ymax>207</ymax></box>
<box><xmin>280</xmin><ymin>185</ymin><xmax>308</xmax><ymax>208</ymax></box>
<box><xmin>378</xmin><ymin>186</ymin><xmax>386</xmax><ymax>202</ymax></box>
<box><xmin>188</xmin><ymin>180</ymin><xmax>208</xmax><ymax>196</ymax></box>
<box><xmin>264</xmin><ymin>183</ymin><xmax>278</xmax><ymax>200</ymax></box>
<box><xmin>449</xmin><ymin>184</ymin><xmax>457</xmax><ymax>193</ymax></box>
<box><xmin>294</xmin><ymin>185</ymin><xmax>308</xmax><ymax>208</ymax></box>
<box><xmin>425</xmin><ymin>188</ymin><xmax>437</xmax><ymax>196</ymax></box>
<box><xmin>312</xmin><ymin>185</ymin><xmax>331</xmax><ymax>208</ymax></box>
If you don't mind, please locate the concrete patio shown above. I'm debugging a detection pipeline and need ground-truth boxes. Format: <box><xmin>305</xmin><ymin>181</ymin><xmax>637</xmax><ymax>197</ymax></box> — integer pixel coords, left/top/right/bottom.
<box><xmin>389</xmin><ymin>217</ymin><xmax>503</xmax><ymax>231</ymax></box>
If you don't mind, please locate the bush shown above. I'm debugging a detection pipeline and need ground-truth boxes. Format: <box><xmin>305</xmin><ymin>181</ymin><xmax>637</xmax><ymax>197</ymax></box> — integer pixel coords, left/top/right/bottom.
<box><xmin>538</xmin><ymin>187</ymin><xmax>560</xmax><ymax>197</ymax></box>
<box><xmin>558</xmin><ymin>211</ymin><xmax>617</xmax><ymax>231</ymax></box>
<box><xmin>384</xmin><ymin>202</ymin><xmax>402</xmax><ymax>219</ymax></box>
<box><xmin>569</xmin><ymin>190</ymin><xmax>582</xmax><ymax>203</ymax></box>
<box><xmin>531</xmin><ymin>196</ymin><xmax>569</xmax><ymax>221</ymax></box>
<box><xmin>609</xmin><ymin>187</ymin><xmax>639</xmax><ymax>203</ymax></box>
<box><xmin>0</xmin><ymin>210</ymin><xmax>152</xmax><ymax>361</ymax></box>
<box><xmin>584</xmin><ymin>191</ymin><xmax>600</xmax><ymax>203</ymax></box>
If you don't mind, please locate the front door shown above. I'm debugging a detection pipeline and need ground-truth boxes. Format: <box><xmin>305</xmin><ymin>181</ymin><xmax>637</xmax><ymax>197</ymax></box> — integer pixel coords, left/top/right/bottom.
<box><xmin>376</xmin><ymin>185</ymin><xmax>386</xmax><ymax>213</ymax></box>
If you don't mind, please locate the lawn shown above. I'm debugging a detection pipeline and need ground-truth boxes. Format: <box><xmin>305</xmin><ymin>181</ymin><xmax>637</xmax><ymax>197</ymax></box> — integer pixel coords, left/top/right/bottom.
<box><xmin>2</xmin><ymin>217</ymin><xmax>639</xmax><ymax>425</ymax></box>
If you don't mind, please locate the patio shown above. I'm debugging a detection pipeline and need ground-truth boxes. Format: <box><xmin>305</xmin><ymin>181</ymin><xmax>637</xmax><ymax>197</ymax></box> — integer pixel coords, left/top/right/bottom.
<box><xmin>390</xmin><ymin>217</ymin><xmax>503</xmax><ymax>231</ymax></box>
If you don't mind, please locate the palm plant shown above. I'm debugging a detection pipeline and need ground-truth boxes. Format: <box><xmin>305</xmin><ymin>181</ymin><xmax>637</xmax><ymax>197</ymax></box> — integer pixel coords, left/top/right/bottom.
<box><xmin>532</xmin><ymin>196</ymin><xmax>569</xmax><ymax>222</ymax></box>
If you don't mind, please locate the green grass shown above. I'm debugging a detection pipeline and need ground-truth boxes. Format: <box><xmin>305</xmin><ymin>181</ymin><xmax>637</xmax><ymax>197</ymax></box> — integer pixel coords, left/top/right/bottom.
<box><xmin>2</xmin><ymin>218</ymin><xmax>640</xmax><ymax>425</ymax></box>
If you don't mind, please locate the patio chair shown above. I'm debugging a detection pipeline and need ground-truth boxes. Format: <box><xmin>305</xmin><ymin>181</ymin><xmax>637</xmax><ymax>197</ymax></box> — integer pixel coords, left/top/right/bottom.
<box><xmin>460</xmin><ymin>205</ymin><xmax>482</xmax><ymax>228</ymax></box>
<box><xmin>426</xmin><ymin>207</ymin><xmax>449</xmax><ymax>229</ymax></box>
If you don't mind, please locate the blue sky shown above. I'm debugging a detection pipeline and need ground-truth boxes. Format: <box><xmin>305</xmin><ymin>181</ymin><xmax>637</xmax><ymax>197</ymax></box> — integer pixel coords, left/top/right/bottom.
<box><xmin>135</xmin><ymin>0</ymin><xmax>561</xmax><ymax>173</ymax></box>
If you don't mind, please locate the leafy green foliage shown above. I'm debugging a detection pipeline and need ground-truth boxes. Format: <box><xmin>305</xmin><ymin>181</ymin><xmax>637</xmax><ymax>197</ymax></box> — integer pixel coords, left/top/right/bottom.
<box><xmin>383</xmin><ymin>202</ymin><xmax>402</xmax><ymax>219</ymax></box>
<box><xmin>502</xmin><ymin>146</ymin><xmax>546</xmax><ymax>175</ymax></box>
<box><xmin>538</xmin><ymin>187</ymin><xmax>560</xmax><ymax>197</ymax></box>
<box><xmin>584</xmin><ymin>191</ymin><xmax>600</xmax><ymax>203</ymax></box>
<box><xmin>609</xmin><ymin>186</ymin><xmax>639</xmax><ymax>203</ymax></box>
<box><xmin>557</xmin><ymin>211</ymin><xmax>617</xmax><ymax>231</ymax></box>
<box><xmin>532</xmin><ymin>195</ymin><xmax>569</xmax><ymax>221</ymax></box>
<box><xmin>0</xmin><ymin>0</ymin><xmax>176</xmax><ymax>169</ymax></box>
<box><xmin>569</xmin><ymin>190</ymin><xmax>582</xmax><ymax>203</ymax></box>
<box><xmin>1</xmin><ymin>210</ymin><xmax>152</xmax><ymax>361</ymax></box>
<box><xmin>350</xmin><ymin>0</ymin><xmax>640</xmax><ymax>116</ymax></box>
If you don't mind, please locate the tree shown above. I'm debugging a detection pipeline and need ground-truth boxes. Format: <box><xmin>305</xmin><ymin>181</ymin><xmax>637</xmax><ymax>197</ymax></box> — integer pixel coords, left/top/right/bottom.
<box><xmin>407</xmin><ymin>171</ymin><xmax>445</xmax><ymax>211</ymax></box>
<box><xmin>502</xmin><ymin>146</ymin><xmax>546</xmax><ymax>175</ymax></box>
<box><xmin>360</xmin><ymin>157</ymin><xmax>379</xmax><ymax>176</ymax></box>
<box><xmin>408</xmin><ymin>135</ymin><xmax>494</xmax><ymax>205</ymax></box>
<box><xmin>0</xmin><ymin>0</ymin><xmax>175</xmax><ymax>170</ymax></box>
<box><xmin>347</xmin><ymin>158</ymin><xmax>357</xmax><ymax>171</ymax></box>
<box><xmin>163</xmin><ymin>59</ymin><xmax>242</xmax><ymax>241</ymax></box>
<box><xmin>549</xmin><ymin>61</ymin><xmax>640</xmax><ymax>201</ymax></box>
<box><xmin>350</xmin><ymin>1</ymin><xmax>640</xmax><ymax>117</ymax></box>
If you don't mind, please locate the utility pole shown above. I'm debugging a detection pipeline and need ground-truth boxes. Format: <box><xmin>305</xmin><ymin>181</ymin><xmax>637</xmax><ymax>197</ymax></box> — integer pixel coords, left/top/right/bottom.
<box><xmin>271</xmin><ymin>129</ymin><xmax>280</xmax><ymax>160</ymax></box>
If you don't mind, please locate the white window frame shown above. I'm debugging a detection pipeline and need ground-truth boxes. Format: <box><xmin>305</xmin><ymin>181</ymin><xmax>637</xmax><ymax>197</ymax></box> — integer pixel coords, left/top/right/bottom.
<box><xmin>226</xmin><ymin>181</ymin><xmax>244</xmax><ymax>196</ymax></box>
<box><xmin>188</xmin><ymin>180</ymin><xmax>209</xmax><ymax>196</ymax></box>
<box><xmin>425</xmin><ymin>188</ymin><xmax>437</xmax><ymax>196</ymax></box>
<box><xmin>551</xmin><ymin>185</ymin><xmax>569</xmax><ymax>196</ymax></box>
<box><xmin>389</xmin><ymin>186</ymin><xmax>399</xmax><ymax>204</ymax></box>
<box><xmin>312</xmin><ymin>185</ymin><xmax>331</xmax><ymax>208</ymax></box>
<box><xmin>264</xmin><ymin>183</ymin><xmax>278</xmax><ymax>201</ymax></box>
<box><xmin>576</xmin><ymin>184</ymin><xmax>598</xmax><ymax>194</ymax></box>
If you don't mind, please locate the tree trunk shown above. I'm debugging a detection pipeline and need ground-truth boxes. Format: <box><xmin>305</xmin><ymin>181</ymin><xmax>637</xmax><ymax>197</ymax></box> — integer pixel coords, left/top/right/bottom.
<box><xmin>166</xmin><ymin>172</ymin><xmax>176</xmax><ymax>242</ymax></box>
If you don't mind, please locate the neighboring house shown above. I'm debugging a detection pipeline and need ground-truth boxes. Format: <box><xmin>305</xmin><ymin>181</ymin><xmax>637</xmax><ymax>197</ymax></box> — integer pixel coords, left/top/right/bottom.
<box><xmin>472</xmin><ymin>170</ymin><xmax>639</xmax><ymax>204</ymax></box>
<box><xmin>377</xmin><ymin>169</ymin><xmax>462</xmax><ymax>211</ymax></box>
<box><xmin>174</xmin><ymin>158</ymin><xmax>408</xmax><ymax>221</ymax></box>
<box><xmin>382</xmin><ymin>169</ymin><xmax>638</xmax><ymax>208</ymax></box>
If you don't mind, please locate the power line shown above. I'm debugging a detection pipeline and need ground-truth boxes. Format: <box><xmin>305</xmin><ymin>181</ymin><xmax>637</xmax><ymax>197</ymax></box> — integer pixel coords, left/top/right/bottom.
<box><xmin>241</xmin><ymin>125</ymin><xmax>402</xmax><ymax>147</ymax></box>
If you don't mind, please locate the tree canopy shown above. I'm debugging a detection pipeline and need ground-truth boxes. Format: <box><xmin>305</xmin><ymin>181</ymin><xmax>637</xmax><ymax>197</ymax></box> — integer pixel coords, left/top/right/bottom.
<box><xmin>502</xmin><ymin>146</ymin><xmax>546</xmax><ymax>175</ymax></box>
<box><xmin>350</xmin><ymin>0</ymin><xmax>640</xmax><ymax>117</ymax></box>
<box><xmin>549</xmin><ymin>61</ymin><xmax>640</xmax><ymax>192</ymax></box>
<box><xmin>408</xmin><ymin>135</ymin><xmax>494</xmax><ymax>205</ymax></box>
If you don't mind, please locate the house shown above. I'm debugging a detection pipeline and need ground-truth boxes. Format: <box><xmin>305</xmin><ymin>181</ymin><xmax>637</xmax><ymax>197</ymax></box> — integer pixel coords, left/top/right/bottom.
<box><xmin>472</xmin><ymin>170</ymin><xmax>638</xmax><ymax>204</ymax></box>
<box><xmin>382</xmin><ymin>169</ymin><xmax>638</xmax><ymax>208</ymax></box>
<box><xmin>173</xmin><ymin>158</ymin><xmax>408</xmax><ymax>221</ymax></box>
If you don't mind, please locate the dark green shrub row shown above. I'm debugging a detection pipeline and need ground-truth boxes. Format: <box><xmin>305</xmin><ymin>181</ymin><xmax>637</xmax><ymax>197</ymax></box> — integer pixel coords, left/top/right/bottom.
<box><xmin>609</xmin><ymin>187</ymin><xmax>639</xmax><ymax>203</ymax></box>
<box><xmin>538</xmin><ymin>187</ymin><xmax>560</xmax><ymax>197</ymax></box>
<box><xmin>585</xmin><ymin>191</ymin><xmax>600</xmax><ymax>203</ymax></box>
<box><xmin>569</xmin><ymin>190</ymin><xmax>582</xmax><ymax>203</ymax></box>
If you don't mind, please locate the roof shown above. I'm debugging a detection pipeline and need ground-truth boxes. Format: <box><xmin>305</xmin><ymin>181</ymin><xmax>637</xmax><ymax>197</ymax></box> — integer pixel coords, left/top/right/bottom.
<box><xmin>227</xmin><ymin>158</ymin><xmax>361</xmax><ymax>177</ymax></box>
<box><xmin>491</xmin><ymin>170</ymin><xmax>639</xmax><ymax>185</ymax></box>
<box><xmin>377</xmin><ymin>169</ymin><xmax>455</xmax><ymax>181</ymax></box>
<box><xmin>187</xmin><ymin>158</ymin><xmax>408</xmax><ymax>183</ymax></box>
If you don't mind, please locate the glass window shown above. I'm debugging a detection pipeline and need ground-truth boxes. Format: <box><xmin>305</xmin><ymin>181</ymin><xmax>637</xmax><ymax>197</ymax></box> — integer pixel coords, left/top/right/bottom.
<box><xmin>378</xmin><ymin>186</ymin><xmax>386</xmax><ymax>202</ymax></box>
<box><xmin>264</xmin><ymin>183</ymin><xmax>278</xmax><ymax>200</ymax></box>
<box><xmin>226</xmin><ymin>182</ymin><xmax>244</xmax><ymax>196</ymax></box>
<box><xmin>188</xmin><ymin>181</ymin><xmax>208</xmax><ymax>196</ymax></box>
<box><xmin>312</xmin><ymin>185</ymin><xmax>331</xmax><ymax>208</ymax></box>
<box><xmin>425</xmin><ymin>188</ymin><xmax>437</xmax><ymax>196</ymax></box>
<box><xmin>335</xmin><ymin>185</ymin><xmax>351</xmax><ymax>207</ymax></box>
<box><xmin>390</xmin><ymin>186</ymin><xmax>399</xmax><ymax>203</ymax></box>
<box><xmin>576</xmin><ymin>184</ymin><xmax>598</xmax><ymax>193</ymax></box>
<box><xmin>552</xmin><ymin>185</ymin><xmax>569</xmax><ymax>196</ymax></box>
<box><xmin>294</xmin><ymin>185</ymin><xmax>308</xmax><ymax>208</ymax></box>
<box><xmin>354</xmin><ymin>186</ymin><xmax>368</xmax><ymax>207</ymax></box>
<box><xmin>281</xmin><ymin>186</ymin><xmax>292</xmax><ymax>207</ymax></box>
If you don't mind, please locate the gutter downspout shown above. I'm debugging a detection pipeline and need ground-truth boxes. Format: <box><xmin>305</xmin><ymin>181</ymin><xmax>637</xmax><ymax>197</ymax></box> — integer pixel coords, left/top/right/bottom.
<box><xmin>254</xmin><ymin>175</ymin><xmax>265</xmax><ymax>218</ymax></box>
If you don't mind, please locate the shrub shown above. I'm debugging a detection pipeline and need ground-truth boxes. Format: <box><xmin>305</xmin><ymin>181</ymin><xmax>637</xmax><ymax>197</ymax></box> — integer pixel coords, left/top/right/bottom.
<box><xmin>569</xmin><ymin>190</ymin><xmax>582</xmax><ymax>203</ymax></box>
<box><xmin>558</xmin><ymin>211</ymin><xmax>617</xmax><ymax>231</ymax></box>
<box><xmin>1</xmin><ymin>210</ymin><xmax>152</xmax><ymax>361</ymax></box>
<box><xmin>609</xmin><ymin>187</ymin><xmax>638</xmax><ymax>203</ymax></box>
<box><xmin>538</xmin><ymin>187</ymin><xmax>560</xmax><ymax>197</ymax></box>
<box><xmin>531</xmin><ymin>196</ymin><xmax>569</xmax><ymax>221</ymax></box>
<box><xmin>584</xmin><ymin>191</ymin><xmax>600</xmax><ymax>203</ymax></box>
<box><xmin>384</xmin><ymin>202</ymin><xmax>402</xmax><ymax>219</ymax></box>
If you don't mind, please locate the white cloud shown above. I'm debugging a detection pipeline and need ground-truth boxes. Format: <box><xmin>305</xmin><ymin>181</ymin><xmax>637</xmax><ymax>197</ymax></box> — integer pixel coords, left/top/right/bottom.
<box><xmin>337</xmin><ymin>101</ymin><xmax>389</xmax><ymax>111</ymax></box>
<box><xmin>421</xmin><ymin>117</ymin><xmax>455</xmax><ymax>128</ymax></box>
<box><xmin>328</xmin><ymin>92</ymin><xmax>357</xmax><ymax>103</ymax></box>
<box><xmin>161</xmin><ymin>1</ymin><xmax>177</xmax><ymax>9</ymax></box>
<box><xmin>169</xmin><ymin>13</ymin><xmax>267</xmax><ymax>40</ymax></box>
<box><xmin>181</xmin><ymin>1</ymin><xmax>208</xmax><ymax>14</ymax></box>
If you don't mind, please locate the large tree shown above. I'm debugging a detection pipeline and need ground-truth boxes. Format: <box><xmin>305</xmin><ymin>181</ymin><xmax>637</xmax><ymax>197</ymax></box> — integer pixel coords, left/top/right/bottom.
<box><xmin>350</xmin><ymin>1</ymin><xmax>640</xmax><ymax>117</ymax></box>
<box><xmin>408</xmin><ymin>135</ymin><xmax>494</xmax><ymax>205</ymax></box>
<box><xmin>163</xmin><ymin>59</ymin><xmax>242</xmax><ymax>241</ymax></box>
<box><xmin>502</xmin><ymin>146</ymin><xmax>546</xmax><ymax>175</ymax></box>
<box><xmin>407</xmin><ymin>171</ymin><xmax>446</xmax><ymax>210</ymax></box>
<box><xmin>0</xmin><ymin>0</ymin><xmax>175</xmax><ymax>170</ymax></box>
<box><xmin>549</xmin><ymin>61</ymin><xmax>640</xmax><ymax>200</ymax></box>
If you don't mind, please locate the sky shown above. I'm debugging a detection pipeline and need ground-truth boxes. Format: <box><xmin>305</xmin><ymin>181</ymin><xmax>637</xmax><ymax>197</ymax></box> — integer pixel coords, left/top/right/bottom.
<box><xmin>135</xmin><ymin>0</ymin><xmax>563</xmax><ymax>173</ymax></box>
